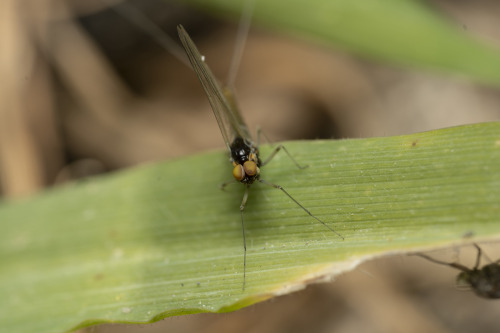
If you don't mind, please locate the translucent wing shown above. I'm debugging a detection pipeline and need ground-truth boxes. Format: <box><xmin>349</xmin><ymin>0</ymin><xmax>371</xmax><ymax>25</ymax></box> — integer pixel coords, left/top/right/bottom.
<box><xmin>177</xmin><ymin>25</ymin><xmax>253</xmax><ymax>150</ymax></box>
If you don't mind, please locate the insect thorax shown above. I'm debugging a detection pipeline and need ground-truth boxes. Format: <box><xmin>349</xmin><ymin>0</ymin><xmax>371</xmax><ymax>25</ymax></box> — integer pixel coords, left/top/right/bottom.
<box><xmin>458</xmin><ymin>263</ymin><xmax>500</xmax><ymax>299</ymax></box>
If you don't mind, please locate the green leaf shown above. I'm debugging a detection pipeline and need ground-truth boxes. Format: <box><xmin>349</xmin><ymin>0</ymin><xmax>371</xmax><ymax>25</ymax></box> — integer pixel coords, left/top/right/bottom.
<box><xmin>1</xmin><ymin>122</ymin><xmax>499</xmax><ymax>333</ymax></box>
<box><xmin>183</xmin><ymin>0</ymin><xmax>500</xmax><ymax>86</ymax></box>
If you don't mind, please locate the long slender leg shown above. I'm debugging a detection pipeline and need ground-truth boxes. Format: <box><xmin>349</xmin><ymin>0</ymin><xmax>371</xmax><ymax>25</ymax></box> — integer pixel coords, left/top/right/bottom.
<box><xmin>414</xmin><ymin>253</ymin><xmax>470</xmax><ymax>272</ymax></box>
<box><xmin>239</xmin><ymin>185</ymin><xmax>250</xmax><ymax>290</ymax></box>
<box><xmin>261</xmin><ymin>144</ymin><xmax>308</xmax><ymax>169</ymax></box>
<box><xmin>473</xmin><ymin>243</ymin><xmax>482</xmax><ymax>270</ymax></box>
<box><xmin>256</xmin><ymin>127</ymin><xmax>307</xmax><ymax>169</ymax></box>
<box><xmin>219</xmin><ymin>179</ymin><xmax>238</xmax><ymax>190</ymax></box>
<box><xmin>258</xmin><ymin>179</ymin><xmax>343</xmax><ymax>239</ymax></box>
<box><xmin>220</xmin><ymin>180</ymin><xmax>249</xmax><ymax>289</ymax></box>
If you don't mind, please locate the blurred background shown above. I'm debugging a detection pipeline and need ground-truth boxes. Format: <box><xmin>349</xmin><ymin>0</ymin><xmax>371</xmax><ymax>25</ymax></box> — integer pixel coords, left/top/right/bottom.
<box><xmin>1</xmin><ymin>0</ymin><xmax>499</xmax><ymax>332</ymax></box>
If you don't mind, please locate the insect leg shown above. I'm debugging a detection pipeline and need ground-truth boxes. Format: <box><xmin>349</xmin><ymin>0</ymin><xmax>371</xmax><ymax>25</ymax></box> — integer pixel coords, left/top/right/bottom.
<box><xmin>473</xmin><ymin>243</ymin><xmax>482</xmax><ymax>270</ymax></box>
<box><xmin>257</xmin><ymin>127</ymin><xmax>307</xmax><ymax>169</ymax></box>
<box><xmin>414</xmin><ymin>253</ymin><xmax>470</xmax><ymax>272</ymax></box>
<box><xmin>258</xmin><ymin>179</ymin><xmax>343</xmax><ymax>239</ymax></box>
<box><xmin>256</xmin><ymin>126</ymin><xmax>308</xmax><ymax>169</ymax></box>
<box><xmin>219</xmin><ymin>179</ymin><xmax>238</xmax><ymax>191</ymax></box>
<box><xmin>240</xmin><ymin>184</ymin><xmax>250</xmax><ymax>290</ymax></box>
<box><xmin>261</xmin><ymin>144</ymin><xmax>308</xmax><ymax>169</ymax></box>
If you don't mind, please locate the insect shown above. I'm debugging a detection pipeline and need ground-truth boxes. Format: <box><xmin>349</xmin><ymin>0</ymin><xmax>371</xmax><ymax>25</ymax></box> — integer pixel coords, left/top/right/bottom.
<box><xmin>415</xmin><ymin>243</ymin><xmax>500</xmax><ymax>299</ymax></box>
<box><xmin>177</xmin><ymin>25</ymin><xmax>343</xmax><ymax>289</ymax></box>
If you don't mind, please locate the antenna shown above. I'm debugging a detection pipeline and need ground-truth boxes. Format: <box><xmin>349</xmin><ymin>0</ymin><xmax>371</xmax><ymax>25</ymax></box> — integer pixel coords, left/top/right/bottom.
<box><xmin>226</xmin><ymin>0</ymin><xmax>255</xmax><ymax>88</ymax></box>
<box><xmin>103</xmin><ymin>0</ymin><xmax>190</xmax><ymax>67</ymax></box>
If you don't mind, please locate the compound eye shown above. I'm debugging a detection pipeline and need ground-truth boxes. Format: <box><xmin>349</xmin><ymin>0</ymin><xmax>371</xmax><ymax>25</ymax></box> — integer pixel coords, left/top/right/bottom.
<box><xmin>233</xmin><ymin>164</ymin><xmax>245</xmax><ymax>181</ymax></box>
<box><xmin>243</xmin><ymin>161</ymin><xmax>258</xmax><ymax>176</ymax></box>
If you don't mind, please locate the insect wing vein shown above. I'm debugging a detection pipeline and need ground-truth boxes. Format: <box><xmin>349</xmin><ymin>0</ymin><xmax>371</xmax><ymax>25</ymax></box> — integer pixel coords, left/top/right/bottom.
<box><xmin>177</xmin><ymin>25</ymin><xmax>253</xmax><ymax>149</ymax></box>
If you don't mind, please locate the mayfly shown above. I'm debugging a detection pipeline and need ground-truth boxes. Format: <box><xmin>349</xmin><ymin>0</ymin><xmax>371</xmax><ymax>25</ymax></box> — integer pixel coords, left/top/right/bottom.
<box><xmin>415</xmin><ymin>243</ymin><xmax>500</xmax><ymax>299</ymax></box>
<box><xmin>177</xmin><ymin>25</ymin><xmax>343</xmax><ymax>289</ymax></box>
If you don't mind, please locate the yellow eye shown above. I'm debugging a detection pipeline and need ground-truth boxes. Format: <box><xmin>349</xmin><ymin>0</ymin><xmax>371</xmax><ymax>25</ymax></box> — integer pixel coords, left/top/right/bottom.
<box><xmin>233</xmin><ymin>164</ymin><xmax>245</xmax><ymax>181</ymax></box>
<box><xmin>243</xmin><ymin>161</ymin><xmax>259</xmax><ymax>176</ymax></box>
